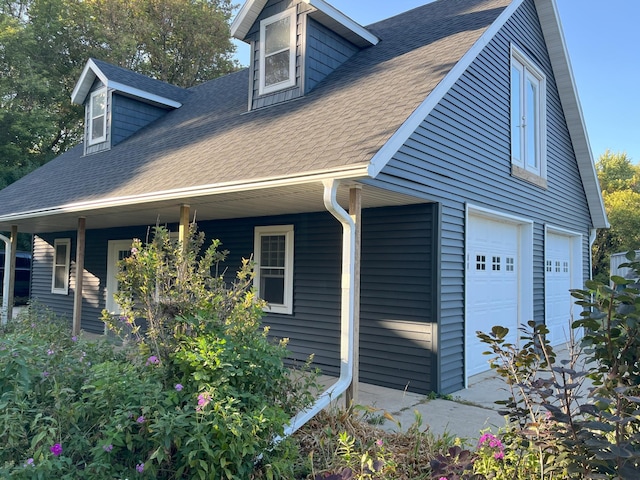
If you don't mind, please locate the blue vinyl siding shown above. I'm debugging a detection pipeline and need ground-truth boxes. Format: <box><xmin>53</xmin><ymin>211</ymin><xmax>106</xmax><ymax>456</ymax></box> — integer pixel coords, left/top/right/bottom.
<box><xmin>305</xmin><ymin>18</ymin><xmax>358</xmax><ymax>93</ymax></box>
<box><xmin>111</xmin><ymin>95</ymin><xmax>168</xmax><ymax>146</ymax></box>
<box><xmin>367</xmin><ymin>0</ymin><xmax>593</xmax><ymax>393</ymax></box>
<box><xmin>31</xmin><ymin>205</ymin><xmax>437</xmax><ymax>393</ymax></box>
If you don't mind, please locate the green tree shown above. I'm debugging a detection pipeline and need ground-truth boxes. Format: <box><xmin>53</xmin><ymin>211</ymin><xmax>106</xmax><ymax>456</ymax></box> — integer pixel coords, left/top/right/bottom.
<box><xmin>0</xmin><ymin>0</ymin><xmax>238</xmax><ymax>188</ymax></box>
<box><xmin>592</xmin><ymin>151</ymin><xmax>640</xmax><ymax>281</ymax></box>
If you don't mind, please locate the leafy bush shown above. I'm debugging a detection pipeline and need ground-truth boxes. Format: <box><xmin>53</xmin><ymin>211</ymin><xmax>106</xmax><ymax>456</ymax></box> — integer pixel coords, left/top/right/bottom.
<box><xmin>475</xmin><ymin>250</ymin><xmax>640</xmax><ymax>479</ymax></box>
<box><xmin>0</xmin><ymin>226</ymin><xmax>318</xmax><ymax>479</ymax></box>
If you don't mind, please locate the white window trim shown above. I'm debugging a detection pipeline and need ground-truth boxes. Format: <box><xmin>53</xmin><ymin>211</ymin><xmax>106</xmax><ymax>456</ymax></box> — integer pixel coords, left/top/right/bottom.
<box><xmin>254</xmin><ymin>225</ymin><xmax>294</xmax><ymax>315</ymax></box>
<box><xmin>510</xmin><ymin>45</ymin><xmax>547</xmax><ymax>180</ymax></box>
<box><xmin>88</xmin><ymin>88</ymin><xmax>108</xmax><ymax>145</ymax></box>
<box><xmin>51</xmin><ymin>238</ymin><xmax>71</xmax><ymax>295</ymax></box>
<box><xmin>106</xmin><ymin>239</ymin><xmax>134</xmax><ymax>314</ymax></box>
<box><xmin>258</xmin><ymin>8</ymin><xmax>297</xmax><ymax>96</ymax></box>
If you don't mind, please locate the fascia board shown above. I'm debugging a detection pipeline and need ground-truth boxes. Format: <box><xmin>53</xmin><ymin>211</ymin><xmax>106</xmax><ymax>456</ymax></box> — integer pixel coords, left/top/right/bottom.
<box><xmin>534</xmin><ymin>0</ymin><xmax>608</xmax><ymax>228</ymax></box>
<box><xmin>0</xmin><ymin>165</ymin><xmax>370</xmax><ymax>223</ymax></box>
<box><xmin>106</xmin><ymin>81</ymin><xmax>182</xmax><ymax>108</ymax></box>
<box><xmin>71</xmin><ymin>59</ymin><xmax>108</xmax><ymax>105</ymax></box>
<box><xmin>231</xmin><ymin>0</ymin><xmax>268</xmax><ymax>40</ymax></box>
<box><xmin>304</xmin><ymin>0</ymin><xmax>379</xmax><ymax>46</ymax></box>
<box><xmin>367</xmin><ymin>0</ymin><xmax>524</xmax><ymax>178</ymax></box>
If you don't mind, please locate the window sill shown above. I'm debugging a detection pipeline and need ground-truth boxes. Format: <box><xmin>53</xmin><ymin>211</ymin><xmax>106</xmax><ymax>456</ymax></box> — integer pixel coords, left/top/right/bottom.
<box><xmin>511</xmin><ymin>165</ymin><xmax>547</xmax><ymax>189</ymax></box>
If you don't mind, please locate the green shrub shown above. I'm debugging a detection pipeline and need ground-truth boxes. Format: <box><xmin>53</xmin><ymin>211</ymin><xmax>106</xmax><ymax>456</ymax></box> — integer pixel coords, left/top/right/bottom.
<box><xmin>475</xmin><ymin>250</ymin><xmax>640</xmax><ymax>479</ymax></box>
<box><xmin>0</xmin><ymin>225</ymin><xmax>318</xmax><ymax>479</ymax></box>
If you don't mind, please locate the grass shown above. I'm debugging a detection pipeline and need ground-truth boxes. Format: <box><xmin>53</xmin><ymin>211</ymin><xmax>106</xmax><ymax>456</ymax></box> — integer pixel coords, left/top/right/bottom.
<box><xmin>291</xmin><ymin>403</ymin><xmax>465</xmax><ymax>479</ymax></box>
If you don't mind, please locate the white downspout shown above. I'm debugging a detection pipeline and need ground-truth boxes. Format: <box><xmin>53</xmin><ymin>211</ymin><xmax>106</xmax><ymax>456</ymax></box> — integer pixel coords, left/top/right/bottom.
<box><xmin>280</xmin><ymin>178</ymin><xmax>356</xmax><ymax>437</ymax></box>
<box><xmin>0</xmin><ymin>234</ymin><xmax>11</xmax><ymax>325</ymax></box>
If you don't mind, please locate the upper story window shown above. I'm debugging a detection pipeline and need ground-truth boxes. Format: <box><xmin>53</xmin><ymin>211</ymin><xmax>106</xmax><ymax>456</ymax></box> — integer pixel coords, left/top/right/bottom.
<box><xmin>510</xmin><ymin>45</ymin><xmax>546</xmax><ymax>184</ymax></box>
<box><xmin>88</xmin><ymin>88</ymin><xmax>107</xmax><ymax>145</ymax></box>
<box><xmin>254</xmin><ymin>225</ymin><xmax>294</xmax><ymax>314</ymax></box>
<box><xmin>259</xmin><ymin>9</ymin><xmax>296</xmax><ymax>95</ymax></box>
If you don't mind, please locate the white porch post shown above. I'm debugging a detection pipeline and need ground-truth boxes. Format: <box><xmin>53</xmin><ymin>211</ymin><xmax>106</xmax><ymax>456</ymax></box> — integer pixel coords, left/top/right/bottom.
<box><xmin>0</xmin><ymin>234</ymin><xmax>11</xmax><ymax>325</ymax></box>
<box><xmin>7</xmin><ymin>225</ymin><xmax>17</xmax><ymax>321</ymax></box>
<box><xmin>72</xmin><ymin>217</ymin><xmax>86</xmax><ymax>335</ymax></box>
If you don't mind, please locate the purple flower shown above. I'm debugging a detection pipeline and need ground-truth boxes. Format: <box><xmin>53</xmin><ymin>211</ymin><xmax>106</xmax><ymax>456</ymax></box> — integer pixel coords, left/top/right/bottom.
<box><xmin>42</xmin><ymin>371</ymin><xmax>50</xmax><ymax>378</ymax></box>
<box><xmin>136</xmin><ymin>415</ymin><xmax>145</xmax><ymax>424</ymax></box>
<box><xmin>47</xmin><ymin>349</ymin><xmax>55</xmax><ymax>355</ymax></box>
<box><xmin>136</xmin><ymin>462</ymin><xmax>144</xmax><ymax>473</ymax></box>
<box><xmin>145</xmin><ymin>355</ymin><xmax>159</xmax><ymax>366</ymax></box>
<box><xmin>71</xmin><ymin>335</ymin><xmax>78</xmax><ymax>342</ymax></box>
<box><xmin>175</xmin><ymin>383</ymin><xmax>183</xmax><ymax>391</ymax></box>
<box><xmin>103</xmin><ymin>444</ymin><xmax>113</xmax><ymax>452</ymax></box>
<box><xmin>50</xmin><ymin>443</ymin><xmax>63</xmax><ymax>456</ymax></box>
<box><xmin>24</xmin><ymin>458</ymin><xmax>34</xmax><ymax>467</ymax></box>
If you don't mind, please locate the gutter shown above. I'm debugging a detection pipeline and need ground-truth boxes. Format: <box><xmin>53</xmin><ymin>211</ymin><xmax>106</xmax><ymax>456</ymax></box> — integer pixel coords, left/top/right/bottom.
<box><xmin>279</xmin><ymin>178</ymin><xmax>356</xmax><ymax>438</ymax></box>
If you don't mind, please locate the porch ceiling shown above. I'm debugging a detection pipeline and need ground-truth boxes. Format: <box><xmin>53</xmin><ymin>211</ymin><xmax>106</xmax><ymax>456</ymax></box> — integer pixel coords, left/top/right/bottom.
<box><xmin>3</xmin><ymin>182</ymin><xmax>428</xmax><ymax>234</ymax></box>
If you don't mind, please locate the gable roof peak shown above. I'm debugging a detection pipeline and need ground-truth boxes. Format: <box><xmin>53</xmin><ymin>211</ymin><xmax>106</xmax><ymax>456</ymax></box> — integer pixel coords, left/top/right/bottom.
<box><xmin>70</xmin><ymin>58</ymin><xmax>189</xmax><ymax>108</ymax></box>
<box><xmin>231</xmin><ymin>0</ymin><xmax>379</xmax><ymax>47</ymax></box>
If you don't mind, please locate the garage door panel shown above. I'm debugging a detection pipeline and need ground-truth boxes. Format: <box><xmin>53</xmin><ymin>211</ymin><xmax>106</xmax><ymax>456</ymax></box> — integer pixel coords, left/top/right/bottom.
<box><xmin>467</xmin><ymin>217</ymin><xmax>520</xmax><ymax>377</ymax></box>
<box><xmin>545</xmin><ymin>232</ymin><xmax>576</xmax><ymax>346</ymax></box>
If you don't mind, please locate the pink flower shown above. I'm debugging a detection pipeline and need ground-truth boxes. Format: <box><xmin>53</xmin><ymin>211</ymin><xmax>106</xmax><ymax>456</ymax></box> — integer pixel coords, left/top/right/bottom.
<box><xmin>494</xmin><ymin>451</ymin><xmax>505</xmax><ymax>460</ymax></box>
<box><xmin>376</xmin><ymin>439</ymin><xmax>383</xmax><ymax>447</ymax></box>
<box><xmin>196</xmin><ymin>392</ymin><xmax>211</xmax><ymax>411</ymax></box>
<box><xmin>50</xmin><ymin>443</ymin><xmax>63</xmax><ymax>456</ymax></box>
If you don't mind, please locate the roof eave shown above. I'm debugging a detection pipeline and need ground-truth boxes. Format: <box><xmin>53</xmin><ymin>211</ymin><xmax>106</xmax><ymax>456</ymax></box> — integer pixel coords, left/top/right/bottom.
<box><xmin>70</xmin><ymin>58</ymin><xmax>183</xmax><ymax>108</ymax></box>
<box><xmin>0</xmin><ymin>165</ymin><xmax>371</xmax><ymax>228</ymax></box>
<box><xmin>534</xmin><ymin>0</ymin><xmax>609</xmax><ymax>229</ymax></box>
<box><xmin>231</xmin><ymin>0</ymin><xmax>378</xmax><ymax>47</ymax></box>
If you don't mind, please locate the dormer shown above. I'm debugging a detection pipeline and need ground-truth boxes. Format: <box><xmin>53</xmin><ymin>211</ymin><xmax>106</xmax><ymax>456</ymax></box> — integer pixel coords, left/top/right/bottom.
<box><xmin>71</xmin><ymin>58</ymin><xmax>188</xmax><ymax>155</ymax></box>
<box><xmin>231</xmin><ymin>0</ymin><xmax>378</xmax><ymax>110</ymax></box>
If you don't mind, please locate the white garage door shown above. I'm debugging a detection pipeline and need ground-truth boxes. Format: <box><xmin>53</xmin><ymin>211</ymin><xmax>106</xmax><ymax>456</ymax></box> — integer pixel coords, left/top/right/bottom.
<box><xmin>545</xmin><ymin>232</ymin><xmax>578</xmax><ymax>346</ymax></box>
<box><xmin>466</xmin><ymin>216</ymin><xmax>520</xmax><ymax>377</ymax></box>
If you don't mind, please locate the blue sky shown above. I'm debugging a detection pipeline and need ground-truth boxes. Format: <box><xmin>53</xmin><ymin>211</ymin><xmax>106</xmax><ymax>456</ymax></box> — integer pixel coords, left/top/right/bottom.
<box><xmin>233</xmin><ymin>0</ymin><xmax>639</xmax><ymax>163</ymax></box>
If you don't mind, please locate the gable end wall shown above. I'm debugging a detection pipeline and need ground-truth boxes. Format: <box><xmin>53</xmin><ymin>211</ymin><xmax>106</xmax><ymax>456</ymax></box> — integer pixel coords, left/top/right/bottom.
<box><xmin>367</xmin><ymin>0</ymin><xmax>593</xmax><ymax>393</ymax></box>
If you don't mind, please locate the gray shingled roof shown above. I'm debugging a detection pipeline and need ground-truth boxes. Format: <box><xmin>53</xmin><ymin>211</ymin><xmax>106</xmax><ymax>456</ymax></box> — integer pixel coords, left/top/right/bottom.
<box><xmin>0</xmin><ymin>0</ymin><xmax>510</xmax><ymax>219</ymax></box>
<box><xmin>89</xmin><ymin>58</ymin><xmax>190</xmax><ymax>104</ymax></box>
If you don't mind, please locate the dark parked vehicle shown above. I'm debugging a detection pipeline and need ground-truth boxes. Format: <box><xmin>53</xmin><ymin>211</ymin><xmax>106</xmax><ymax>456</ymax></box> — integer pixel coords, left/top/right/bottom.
<box><xmin>0</xmin><ymin>251</ymin><xmax>31</xmax><ymax>300</ymax></box>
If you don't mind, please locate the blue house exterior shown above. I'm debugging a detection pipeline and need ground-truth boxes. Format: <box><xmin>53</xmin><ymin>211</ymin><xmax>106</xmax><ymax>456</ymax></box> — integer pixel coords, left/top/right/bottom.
<box><xmin>0</xmin><ymin>0</ymin><xmax>607</xmax><ymax>394</ymax></box>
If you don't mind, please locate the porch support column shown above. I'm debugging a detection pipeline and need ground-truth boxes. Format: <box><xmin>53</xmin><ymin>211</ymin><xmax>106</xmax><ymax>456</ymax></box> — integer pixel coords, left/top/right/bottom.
<box><xmin>345</xmin><ymin>186</ymin><xmax>362</xmax><ymax>405</ymax></box>
<box><xmin>7</xmin><ymin>225</ymin><xmax>17</xmax><ymax>321</ymax></box>
<box><xmin>72</xmin><ymin>217</ymin><xmax>86</xmax><ymax>335</ymax></box>
<box><xmin>178</xmin><ymin>204</ymin><xmax>190</xmax><ymax>252</ymax></box>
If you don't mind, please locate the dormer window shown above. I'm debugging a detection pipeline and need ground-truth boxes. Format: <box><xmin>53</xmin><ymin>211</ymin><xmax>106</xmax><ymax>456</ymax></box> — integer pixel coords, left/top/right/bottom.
<box><xmin>259</xmin><ymin>9</ymin><xmax>296</xmax><ymax>95</ymax></box>
<box><xmin>88</xmin><ymin>88</ymin><xmax>107</xmax><ymax>145</ymax></box>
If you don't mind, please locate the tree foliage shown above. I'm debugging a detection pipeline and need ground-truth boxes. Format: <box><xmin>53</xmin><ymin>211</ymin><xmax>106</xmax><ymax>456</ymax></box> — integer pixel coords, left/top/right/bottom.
<box><xmin>0</xmin><ymin>0</ymin><xmax>238</xmax><ymax>188</ymax></box>
<box><xmin>592</xmin><ymin>151</ymin><xmax>640</xmax><ymax>281</ymax></box>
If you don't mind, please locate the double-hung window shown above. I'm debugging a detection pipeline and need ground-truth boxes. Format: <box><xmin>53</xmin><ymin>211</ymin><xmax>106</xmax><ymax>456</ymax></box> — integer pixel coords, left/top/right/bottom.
<box><xmin>259</xmin><ymin>9</ymin><xmax>296</xmax><ymax>95</ymax></box>
<box><xmin>51</xmin><ymin>238</ymin><xmax>71</xmax><ymax>295</ymax></box>
<box><xmin>88</xmin><ymin>88</ymin><xmax>107</xmax><ymax>145</ymax></box>
<box><xmin>511</xmin><ymin>46</ymin><xmax>546</xmax><ymax>181</ymax></box>
<box><xmin>254</xmin><ymin>225</ymin><xmax>294</xmax><ymax>314</ymax></box>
